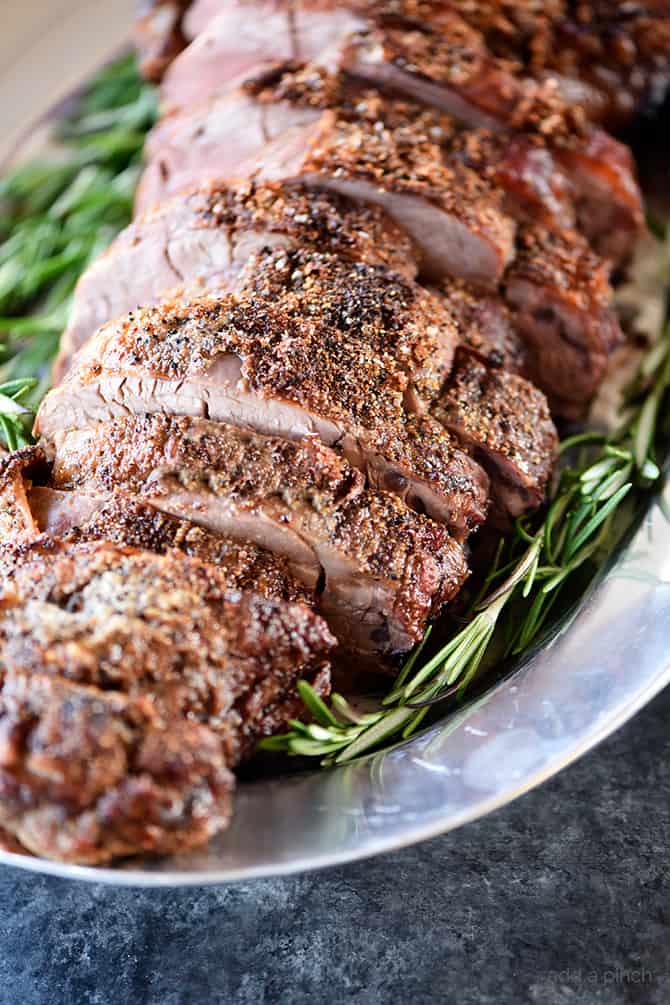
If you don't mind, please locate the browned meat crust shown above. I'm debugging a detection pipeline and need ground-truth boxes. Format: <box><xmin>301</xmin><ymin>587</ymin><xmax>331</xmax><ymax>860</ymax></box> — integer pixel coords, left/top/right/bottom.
<box><xmin>261</xmin><ymin>99</ymin><xmax>517</xmax><ymax>284</ymax></box>
<box><xmin>234</xmin><ymin>246</ymin><xmax>455</xmax><ymax>401</ymax></box>
<box><xmin>454</xmin><ymin>1</ymin><xmax>670</xmax><ymax>128</ymax></box>
<box><xmin>0</xmin><ymin>668</ymin><xmax>234</xmax><ymax>864</ymax></box>
<box><xmin>505</xmin><ymin>224</ymin><xmax>622</xmax><ymax>417</ymax></box>
<box><xmin>65</xmin><ymin>496</ymin><xmax>312</xmax><ymax>604</ymax></box>
<box><xmin>434</xmin><ymin>349</ymin><xmax>558</xmax><ymax>520</ymax></box>
<box><xmin>0</xmin><ymin>447</ymin><xmax>309</xmax><ymax>605</ymax></box>
<box><xmin>56</xmin><ymin>180</ymin><xmax>416</xmax><ymax>381</ymax></box>
<box><xmin>440</xmin><ymin>281</ymin><xmax>529</xmax><ymax>375</ymax></box>
<box><xmin>37</xmin><ymin>288</ymin><xmax>491</xmax><ymax>534</ymax></box>
<box><xmin>47</xmin><ymin>414</ymin><xmax>470</xmax><ymax>661</ymax></box>
<box><xmin>0</xmin><ymin>538</ymin><xmax>334</xmax><ymax>862</ymax></box>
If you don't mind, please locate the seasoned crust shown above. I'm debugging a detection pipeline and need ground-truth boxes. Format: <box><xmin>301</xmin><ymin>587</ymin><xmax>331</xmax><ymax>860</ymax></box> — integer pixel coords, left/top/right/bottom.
<box><xmin>434</xmin><ymin>351</ymin><xmax>557</xmax><ymax>516</ymax></box>
<box><xmin>49</xmin><ymin>415</ymin><xmax>470</xmax><ymax>659</ymax></box>
<box><xmin>0</xmin><ymin>446</ymin><xmax>309</xmax><ymax>605</ymax></box>
<box><xmin>53</xmin><ymin>265</ymin><xmax>454</xmax><ymax>422</ymax></box>
<box><xmin>510</xmin><ymin>225</ymin><xmax>617</xmax><ymax>329</ymax></box>
<box><xmin>0</xmin><ymin>538</ymin><xmax>334</xmax><ymax>862</ymax></box>
<box><xmin>440</xmin><ymin>281</ymin><xmax>528</xmax><ymax>375</ymax></box>
<box><xmin>235</xmin><ymin>245</ymin><xmax>456</xmax><ymax>400</ymax></box>
<box><xmin>345</xmin><ymin>13</ymin><xmax>587</xmax><ymax>138</ymax></box>
<box><xmin>164</xmin><ymin>178</ymin><xmax>418</xmax><ymax>275</ymax></box>
<box><xmin>0</xmin><ymin>668</ymin><xmax>234</xmax><ymax>864</ymax></box>
<box><xmin>0</xmin><ymin>539</ymin><xmax>334</xmax><ymax>764</ymax></box>
<box><xmin>298</xmin><ymin>102</ymin><xmax>515</xmax><ymax>252</ymax></box>
<box><xmin>66</xmin><ymin>496</ymin><xmax>312</xmax><ymax>605</ymax></box>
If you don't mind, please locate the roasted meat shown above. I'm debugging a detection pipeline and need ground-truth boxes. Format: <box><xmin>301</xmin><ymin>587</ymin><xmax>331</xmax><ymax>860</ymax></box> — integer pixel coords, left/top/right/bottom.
<box><xmin>1</xmin><ymin>447</ymin><xmax>310</xmax><ymax>605</ymax></box>
<box><xmin>440</xmin><ymin>282</ymin><xmax>529</xmax><ymax>376</ymax></box>
<box><xmin>135</xmin><ymin>1</ymin><xmax>192</xmax><ymax>81</ymax></box>
<box><xmin>505</xmin><ymin>225</ymin><xmax>622</xmax><ymax>417</ymax></box>
<box><xmin>141</xmin><ymin>57</ymin><xmax>643</xmax><ymax>264</ymax></box>
<box><xmin>3</xmin><ymin>0</ymin><xmax>652</xmax><ymax>866</ymax></box>
<box><xmin>55</xmin><ymin>181</ymin><xmax>416</xmax><ymax>380</ymax></box>
<box><xmin>37</xmin><ymin>282</ymin><xmax>493</xmax><ymax>534</ymax></box>
<box><xmin>137</xmin><ymin>72</ymin><xmax>516</xmax><ymax>285</ymax></box>
<box><xmin>433</xmin><ymin>350</ymin><xmax>558</xmax><ymax>521</ymax></box>
<box><xmin>160</xmin><ymin>2</ymin><xmax>366</xmax><ymax>109</ymax></box>
<box><xmin>41</xmin><ymin>414</ymin><xmax>470</xmax><ymax>663</ymax></box>
<box><xmin>0</xmin><ymin>537</ymin><xmax>334</xmax><ymax>862</ymax></box>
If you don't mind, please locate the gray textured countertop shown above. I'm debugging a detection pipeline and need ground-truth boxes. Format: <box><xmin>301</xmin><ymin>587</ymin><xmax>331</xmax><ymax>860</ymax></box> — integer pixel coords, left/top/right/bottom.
<box><xmin>0</xmin><ymin>685</ymin><xmax>668</xmax><ymax>1005</ymax></box>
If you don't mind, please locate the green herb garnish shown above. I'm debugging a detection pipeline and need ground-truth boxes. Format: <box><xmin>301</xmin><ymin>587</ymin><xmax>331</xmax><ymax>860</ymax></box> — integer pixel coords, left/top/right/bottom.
<box><xmin>263</xmin><ymin>303</ymin><xmax>670</xmax><ymax>764</ymax></box>
<box><xmin>0</xmin><ymin>53</ymin><xmax>156</xmax><ymax>441</ymax></box>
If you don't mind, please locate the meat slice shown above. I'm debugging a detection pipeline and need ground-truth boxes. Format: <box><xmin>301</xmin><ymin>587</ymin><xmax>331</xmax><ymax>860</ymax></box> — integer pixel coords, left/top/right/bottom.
<box><xmin>160</xmin><ymin>2</ymin><xmax>366</xmax><ymax>111</ymax></box>
<box><xmin>0</xmin><ymin>668</ymin><xmax>234</xmax><ymax>864</ymax></box>
<box><xmin>137</xmin><ymin>70</ymin><xmax>325</xmax><ymax>212</ymax></box>
<box><xmin>439</xmin><ymin>282</ymin><xmax>528</xmax><ymax>376</ymax></box>
<box><xmin>433</xmin><ymin>350</ymin><xmax>558</xmax><ymax>521</ymax></box>
<box><xmin>182</xmin><ymin>0</ymin><xmax>222</xmax><ymax>36</ymax></box>
<box><xmin>57</xmin><ymin>496</ymin><xmax>311</xmax><ymax>605</ymax></box>
<box><xmin>553</xmin><ymin>131</ymin><xmax>645</xmax><ymax>265</ymax></box>
<box><xmin>37</xmin><ymin>290</ymin><xmax>490</xmax><ymax>535</ymax></box>
<box><xmin>138</xmin><ymin>70</ymin><xmax>516</xmax><ymax>286</ymax></box>
<box><xmin>0</xmin><ymin>449</ymin><xmax>42</xmax><ymax>544</ymax></box>
<box><xmin>145</xmin><ymin>52</ymin><xmax>642</xmax><ymax>266</ymax></box>
<box><xmin>0</xmin><ymin>446</ymin><xmax>310</xmax><ymax>605</ymax></box>
<box><xmin>47</xmin><ymin>415</ymin><xmax>470</xmax><ymax>662</ymax></box>
<box><xmin>0</xmin><ymin>538</ymin><xmax>334</xmax><ymax>862</ymax></box>
<box><xmin>505</xmin><ymin>225</ymin><xmax>623</xmax><ymax>418</ymax></box>
<box><xmin>343</xmin><ymin>14</ymin><xmax>645</xmax><ymax>262</ymax></box>
<box><xmin>56</xmin><ymin>181</ymin><xmax>416</xmax><ymax>381</ymax></box>
<box><xmin>250</xmin><ymin>103</ymin><xmax>516</xmax><ymax>284</ymax></box>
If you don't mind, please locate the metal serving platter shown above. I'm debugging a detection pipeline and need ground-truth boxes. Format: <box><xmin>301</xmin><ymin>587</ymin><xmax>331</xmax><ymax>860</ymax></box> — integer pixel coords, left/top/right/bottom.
<box><xmin>1</xmin><ymin>9</ymin><xmax>669</xmax><ymax>887</ymax></box>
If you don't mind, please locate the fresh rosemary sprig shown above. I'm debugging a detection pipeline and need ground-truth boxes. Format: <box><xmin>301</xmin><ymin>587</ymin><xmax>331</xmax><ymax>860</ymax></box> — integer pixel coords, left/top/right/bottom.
<box><xmin>262</xmin><ymin>309</ymin><xmax>670</xmax><ymax>765</ymax></box>
<box><xmin>0</xmin><ymin>377</ymin><xmax>38</xmax><ymax>451</ymax></box>
<box><xmin>0</xmin><ymin>53</ymin><xmax>156</xmax><ymax>435</ymax></box>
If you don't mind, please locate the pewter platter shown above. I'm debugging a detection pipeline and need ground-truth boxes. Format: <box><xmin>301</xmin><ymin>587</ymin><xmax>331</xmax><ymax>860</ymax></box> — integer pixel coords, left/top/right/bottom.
<box><xmin>0</xmin><ymin>10</ymin><xmax>668</xmax><ymax>887</ymax></box>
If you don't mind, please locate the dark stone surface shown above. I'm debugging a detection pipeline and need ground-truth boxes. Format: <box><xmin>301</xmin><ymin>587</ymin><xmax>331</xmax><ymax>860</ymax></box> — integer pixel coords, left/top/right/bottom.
<box><xmin>0</xmin><ymin>686</ymin><xmax>669</xmax><ymax>1005</ymax></box>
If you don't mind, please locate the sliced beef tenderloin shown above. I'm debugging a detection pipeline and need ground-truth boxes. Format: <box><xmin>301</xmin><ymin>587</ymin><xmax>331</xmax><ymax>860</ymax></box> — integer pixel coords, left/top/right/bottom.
<box><xmin>439</xmin><ymin>281</ymin><xmax>529</xmax><ymax>376</ymax></box>
<box><xmin>0</xmin><ymin>668</ymin><xmax>234</xmax><ymax>864</ymax></box>
<box><xmin>0</xmin><ymin>446</ymin><xmax>311</xmax><ymax>605</ymax></box>
<box><xmin>342</xmin><ymin>12</ymin><xmax>645</xmax><ymax>262</ymax></box>
<box><xmin>136</xmin><ymin>67</ymin><xmax>328</xmax><ymax>213</ymax></box>
<box><xmin>57</xmin><ymin>497</ymin><xmax>312</xmax><ymax>605</ymax></box>
<box><xmin>155</xmin><ymin>2</ymin><xmax>644</xmax><ymax>258</ymax></box>
<box><xmin>56</xmin><ymin>180</ymin><xmax>416</xmax><ymax>381</ymax></box>
<box><xmin>138</xmin><ymin>68</ymin><xmax>516</xmax><ymax>286</ymax></box>
<box><xmin>46</xmin><ymin>415</ymin><xmax>469</xmax><ymax>663</ymax></box>
<box><xmin>160</xmin><ymin>1</ymin><xmax>366</xmax><ymax>112</ymax></box>
<box><xmin>36</xmin><ymin>290</ymin><xmax>489</xmax><ymax>536</ymax></box>
<box><xmin>0</xmin><ymin>448</ymin><xmax>44</xmax><ymax>544</ymax></box>
<box><xmin>0</xmin><ymin>538</ymin><xmax>334</xmax><ymax>862</ymax></box>
<box><xmin>433</xmin><ymin>350</ymin><xmax>558</xmax><ymax>522</ymax></box>
<box><xmin>0</xmin><ymin>539</ymin><xmax>333</xmax><ymax>760</ymax></box>
<box><xmin>250</xmin><ymin>101</ymin><xmax>516</xmax><ymax>284</ymax></box>
<box><xmin>504</xmin><ymin>225</ymin><xmax>623</xmax><ymax>418</ymax></box>
<box><xmin>552</xmin><ymin>131</ymin><xmax>645</xmax><ymax>265</ymax></box>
